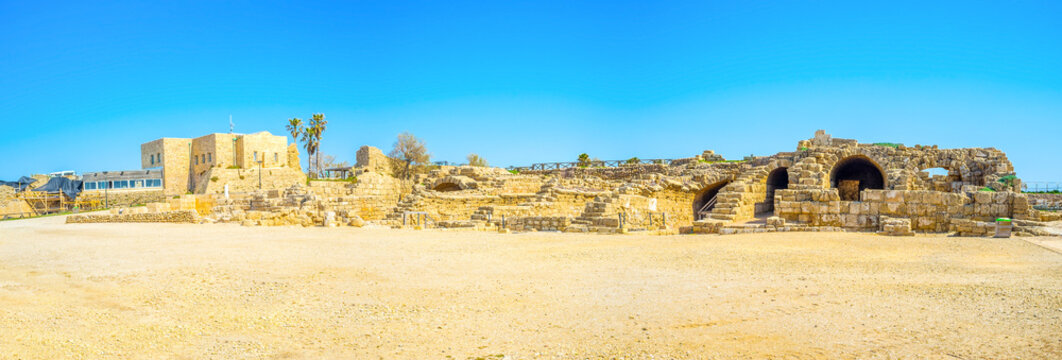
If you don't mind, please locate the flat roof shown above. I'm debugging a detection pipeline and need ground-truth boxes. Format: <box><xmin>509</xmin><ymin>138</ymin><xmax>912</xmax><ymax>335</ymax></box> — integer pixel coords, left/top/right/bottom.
<box><xmin>82</xmin><ymin>169</ymin><xmax>163</xmax><ymax>181</ymax></box>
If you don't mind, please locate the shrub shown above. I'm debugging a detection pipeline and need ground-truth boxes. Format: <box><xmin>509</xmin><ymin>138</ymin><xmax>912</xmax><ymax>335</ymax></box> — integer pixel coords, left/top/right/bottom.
<box><xmin>872</xmin><ymin>142</ymin><xmax>902</xmax><ymax>148</ymax></box>
<box><xmin>210</xmin><ymin>176</ymin><xmax>219</xmax><ymax>182</ymax></box>
<box><xmin>577</xmin><ymin>153</ymin><xmax>590</xmax><ymax>168</ymax></box>
<box><xmin>467</xmin><ymin>153</ymin><xmax>489</xmax><ymax>167</ymax></box>
<box><xmin>227</xmin><ymin>165</ymin><xmax>240</xmax><ymax>169</ymax></box>
<box><xmin>979</xmin><ymin>187</ymin><xmax>995</xmax><ymax>192</ymax></box>
<box><xmin>626</xmin><ymin>157</ymin><xmax>640</xmax><ymax>165</ymax></box>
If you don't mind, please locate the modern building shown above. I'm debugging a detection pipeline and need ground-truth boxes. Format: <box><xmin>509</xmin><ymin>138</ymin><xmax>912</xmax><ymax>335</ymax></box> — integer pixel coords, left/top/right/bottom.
<box><xmin>141</xmin><ymin>131</ymin><xmax>298</xmax><ymax>195</ymax></box>
<box><xmin>82</xmin><ymin>169</ymin><xmax>164</xmax><ymax>191</ymax></box>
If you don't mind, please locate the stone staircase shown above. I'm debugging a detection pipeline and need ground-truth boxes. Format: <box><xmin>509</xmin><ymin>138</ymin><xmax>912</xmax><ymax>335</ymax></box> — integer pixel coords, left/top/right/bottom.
<box><xmin>707</xmin><ymin>165</ymin><xmax>770</xmax><ymax>222</ymax></box>
<box><xmin>570</xmin><ymin>192</ymin><xmax>625</xmax><ymax>231</ymax></box>
<box><xmin>383</xmin><ymin>193</ymin><xmax>422</xmax><ymax>222</ymax></box>
<box><xmin>470</xmin><ymin>206</ymin><xmax>493</xmax><ymax>221</ymax></box>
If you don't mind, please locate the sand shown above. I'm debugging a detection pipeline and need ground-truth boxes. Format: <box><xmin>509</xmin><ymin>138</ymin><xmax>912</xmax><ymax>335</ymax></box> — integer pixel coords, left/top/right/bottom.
<box><xmin>1</xmin><ymin>215</ymin><xmax>1061</xmax><ymax>359</ymax></box>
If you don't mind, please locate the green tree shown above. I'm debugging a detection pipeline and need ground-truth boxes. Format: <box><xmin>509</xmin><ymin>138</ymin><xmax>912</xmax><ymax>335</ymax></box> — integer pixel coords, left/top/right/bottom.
<box><xmin>388</xmin><ymin>132</ymin><xmax>430</xmax><ymax>179</ymax></box>
<box><xmin>307</xmin><ymin>113</ymin><xmax>327</xmax><ymax>177</ymax></box>
<box><xmin>467</xmin><ymin>153</ymin><xmax>488</xmax><ymax>167</ymax></box>
<box><xmin>577</xmin><ymin>153</ymin><xmax>590</xmax><ymax>167</ymax></box>
<box><xmin>626</xmin><ymin>157</ymin><xmax>640</xmax><ymax>165</ymax></box>
<box><xmin>301</xmin><ymin>126</ymin><xmax>319</xmax><ymax>177</ymax></box>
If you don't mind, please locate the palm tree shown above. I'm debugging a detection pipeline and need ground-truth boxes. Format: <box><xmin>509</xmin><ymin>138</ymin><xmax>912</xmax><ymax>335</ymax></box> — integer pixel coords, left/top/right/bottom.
<box><xmin>308</xmin><ymin>113</ymin><xmax>327</xmax><ymax>177</ymax></box>
<box><xmin>301</xmin><ymin>126</ymin><xmax>319</xmax><ymax>177</ymax></box>
<box><xmin>286</xmin><ymin>117</ymin><xmax>303</xmax><ymax>171</ymax></box>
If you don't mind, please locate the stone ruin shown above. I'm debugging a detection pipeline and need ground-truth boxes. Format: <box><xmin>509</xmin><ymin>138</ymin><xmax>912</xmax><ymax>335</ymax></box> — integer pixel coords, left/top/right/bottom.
<box><xmin>68</xmin><ymin>131</ymin><xmax>1062</xmax><ymax>237</ymax></box>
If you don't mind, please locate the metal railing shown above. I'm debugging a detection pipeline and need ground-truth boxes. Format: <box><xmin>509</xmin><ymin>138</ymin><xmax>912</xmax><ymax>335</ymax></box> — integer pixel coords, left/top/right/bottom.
<box><xmin>1022</xmin><ymin>182</ymin><xmax>1062</xmax><ymax>193</ymax></box>
<box><xmin>523</xmin><ymin>159</ymin><xmax>676</xmax><ymax>171</ymax></box>
<box><xmin>696</xmin><ymin>195</ymin><xmax>717</xmax><ymax>220</ymax></box>
<box><xmin>402</xmin><ymin>211</ymin><xmax>435</xmax><ymax>227</ymax></box>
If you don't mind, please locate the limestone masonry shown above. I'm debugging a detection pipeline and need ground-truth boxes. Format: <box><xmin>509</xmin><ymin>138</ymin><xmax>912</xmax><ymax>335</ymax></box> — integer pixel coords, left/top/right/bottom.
<box><xmin>140</xmin><ymin>131</ymin><xmax>305</xmax><ymax>195</ymax></box>
<box><xmin>70</xmin><ymin>130</ymin><xmax>1062</xmax><ymax>237</ymax></box>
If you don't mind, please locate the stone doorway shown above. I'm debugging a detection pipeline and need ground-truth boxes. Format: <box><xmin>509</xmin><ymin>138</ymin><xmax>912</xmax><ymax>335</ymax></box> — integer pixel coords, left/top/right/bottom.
<box><xmin>692</xmin><ymin>181</ymin><xmax>729</xmax><ymax>221</ymax></box>
<box><xmin>760</xmin><ymin>167</ymin><xmax>789</xmax><ymax>214</ymax></box>
<box><xmin>830</xmin><ymin>156</ymin><xmax>885</xmax><ymax>201</ymax></box>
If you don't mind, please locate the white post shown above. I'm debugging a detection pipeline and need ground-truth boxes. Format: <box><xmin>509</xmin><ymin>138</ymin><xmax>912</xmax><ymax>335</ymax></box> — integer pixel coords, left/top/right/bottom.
<box><xmin>224</xmin><ymin>184</ymin><xmax>229</xmax><ymax>199</ymax></box>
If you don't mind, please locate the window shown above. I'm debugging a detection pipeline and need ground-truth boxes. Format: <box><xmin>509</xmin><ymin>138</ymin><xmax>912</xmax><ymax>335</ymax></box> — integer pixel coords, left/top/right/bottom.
<box><xmin>133</xmin><ymin>180</ymin><xmax>143</xmax><ymax>188</ymax></box>
<box><xmin>274</xmin><ymin>153</ymin><xmax>278</xmax><ymax>163</ymax></box>
<box><xmin>254</xmin><ymin>151</ymin><xmax>258</xmax><ymax>162</ymax></box>
<box><xmin>208</xmin><ymin>153</ymin><xmax>212</xmax><ymax>163</ymax></box>
<box><xmin>85</xmin><ymin>182</ymin><xmax>96</xmax><ymax>190</ymax></box>
<box><xmin>158</xmin><ymin>153</ymin><xmax>161</xmax><ymax>164</ymax></box>
<box><xmin>152</xmin><ymin>179</ymin><xmax>162</xmax><ymax>187</ymax></box>
<box><xmin>195</xmin><ymin>156</ymin><xmax>199</xmax><ymax>165</ymax></box>
<box><xmin>100</xmin><ymin>181</ymin><xmax>109</xmax><ymax>189</ymax></box>
<box><xmin>150</xmin><ymin>154</ymin><xmax>154</xmax><ymax>165</ymax></box>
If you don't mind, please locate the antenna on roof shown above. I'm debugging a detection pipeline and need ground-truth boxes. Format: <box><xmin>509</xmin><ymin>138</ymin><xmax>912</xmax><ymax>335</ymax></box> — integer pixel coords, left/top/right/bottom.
<box><xmin>229</xmin><ymin>115</ymin><xmax>234</xmax><ymax>134</ymax></box>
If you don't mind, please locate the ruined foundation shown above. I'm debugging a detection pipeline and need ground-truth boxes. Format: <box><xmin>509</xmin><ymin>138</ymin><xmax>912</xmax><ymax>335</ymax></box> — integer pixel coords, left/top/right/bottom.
<box><xmin>69</xmin><ymin>131</ymin><xmax>1062</xmax><ymax>237</ymax></box>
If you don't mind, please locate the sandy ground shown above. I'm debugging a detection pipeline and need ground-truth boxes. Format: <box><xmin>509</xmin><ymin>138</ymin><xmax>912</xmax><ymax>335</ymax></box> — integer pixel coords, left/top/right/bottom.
<box><xmin>1</xmin><ymin>216</ymin><xmax>1061</xmax><ymax>359</ymax></box>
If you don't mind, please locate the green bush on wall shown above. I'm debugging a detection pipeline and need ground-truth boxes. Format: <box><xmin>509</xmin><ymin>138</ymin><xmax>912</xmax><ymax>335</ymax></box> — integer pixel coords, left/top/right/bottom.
<box><xmin>997</xmin><ymin>174</ymin><xmax>1017</xmax><ymax>186</ymax></box>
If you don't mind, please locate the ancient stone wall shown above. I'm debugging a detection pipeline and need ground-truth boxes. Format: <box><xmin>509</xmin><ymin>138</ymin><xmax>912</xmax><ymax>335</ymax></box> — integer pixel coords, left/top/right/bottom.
<box><xmin>0</xmin><ymin>186</ymin><xmax>14</xmax><ymax>202</ymax></box>
<box><xmin>775</xmin><ymin>188</ymin><xmax>1031</xmax><ymax>233</ymax></box>
<box><xmin>80</xmin><ymin>189</ymin><xmax>167</xmax><ymax>208</ymax></box>
<box><xmin>356</xmin><ymin>146</ymin><xmax>392</xmax><ymax>175</ymax></box>
<box><xmin>193</xmin><ymin>167</ymin><xmax>307</xmax><ymax>194</ymax></box>
<box><xmin>287</xmin><ymin>144</ymin><xmax>301</xmax><ymax>170</ymax></box>
<box><xmin>0</xmin><ymin>199</ymin><xmax>35</xmax><ymax>218</ymax></box>
<box><xmin>1027</xmin><ymin>193</ymin><xmax>1062</xmax><ymax>208</ymax></box>
<box><xmin>95</xmin><ymin>131</ymin><xmax>1048</xmax><ymax>237</ymax></box>
<box><xmin>66</xmin><ymin>210</ymin><xmax>199</xmax><ymax>223</ymax></box>
<box><xmin>306</xmin><ymin>173</ymin><xmax>410</xmax><ymax>220</ymax></box>
<box><xmin>397</xmin><ymin>192</ymin><xmax>534</xmax><ymax>221</ymax></box>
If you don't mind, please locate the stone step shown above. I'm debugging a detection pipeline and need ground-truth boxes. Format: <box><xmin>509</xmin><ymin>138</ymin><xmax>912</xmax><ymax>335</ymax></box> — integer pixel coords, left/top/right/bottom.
<box><xmin>710</xmin><ymin>214</ymin><xmax>736</xmax><ymax>221</ymax></box>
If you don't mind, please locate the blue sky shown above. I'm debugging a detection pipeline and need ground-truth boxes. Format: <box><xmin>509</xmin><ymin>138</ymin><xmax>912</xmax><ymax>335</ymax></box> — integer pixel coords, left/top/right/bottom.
<box><xmin>2</xmin><ymin>1</ymin><xmax>1061</xmax><ymax>180</ymax></box>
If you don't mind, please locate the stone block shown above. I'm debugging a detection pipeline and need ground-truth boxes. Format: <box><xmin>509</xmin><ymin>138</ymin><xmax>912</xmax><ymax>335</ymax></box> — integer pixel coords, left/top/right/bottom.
<box><xmin>974</xmin><ymin>191</ymin><xmax>993</xmax><ymax>204</ymax></box>
<box><xmin>884</xmin><ymin>191</ymin><xmax>904</xmax><ymax>203</ymax></box>
<box><xmin>862</xmin><ymin>190</ymin><xmax>884</xmax><ymax>202</ymax></box>
<box><xmin>879</xmin><ymin>217</ymin><xmax>913</xmax><ymax>236</ymax></box>
<box><xmin>766</xmin><ymin>216</ymin><xmax>785</xmax><ymax>227</ymax></box>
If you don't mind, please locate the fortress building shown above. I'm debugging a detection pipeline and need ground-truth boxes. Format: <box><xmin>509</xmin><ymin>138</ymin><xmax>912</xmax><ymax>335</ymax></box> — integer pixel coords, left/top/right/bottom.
<box><xmin>141</xmin><ymin>131</ymin><xmax>304</xmax><ymax>195</ymax></box>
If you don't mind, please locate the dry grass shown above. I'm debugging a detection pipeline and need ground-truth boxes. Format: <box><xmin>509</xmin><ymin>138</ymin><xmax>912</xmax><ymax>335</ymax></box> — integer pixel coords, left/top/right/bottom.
<box><xmin>1</xmin><ymin>216</ymin><xmax>1061</xmax><ymax>359</ymax></box>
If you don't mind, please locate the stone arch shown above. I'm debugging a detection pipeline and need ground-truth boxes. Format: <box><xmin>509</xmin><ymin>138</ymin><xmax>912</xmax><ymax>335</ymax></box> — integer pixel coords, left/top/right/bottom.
<box><xmin>692</xmin><ymin>180</ymin><xmax>730</xmax><ymax>220</ymax></box>
<box><xmin>432</xmin><ymin>182</ymin><xmax>463</xmax><ymax>192</ymax></box>
<box><xmin>830</xmin><ymin>155</ymin><xmax>885</xmax><ymax>201</ymax></box>
<box><xmin>761</xmin><ymin>167</ymin><xmax>789</xmax><ymax>213</ymax></box>
<box><xmin>429</xmin><ymin>175</ymin><xmax>477</xmax><ymax>192</ymax></box>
